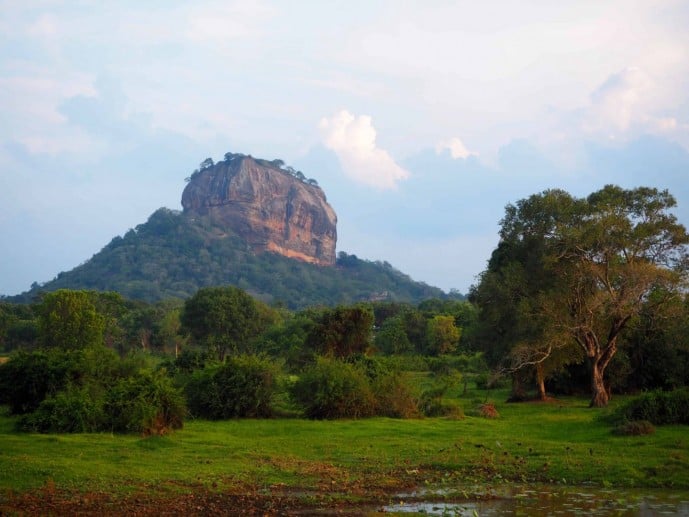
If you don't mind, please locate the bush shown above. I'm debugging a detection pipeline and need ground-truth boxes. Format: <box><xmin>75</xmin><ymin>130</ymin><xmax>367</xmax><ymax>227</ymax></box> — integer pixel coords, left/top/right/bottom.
<box><xmin>0</xmin><ymin>349</ymin><xmax>88</xmax><ymax>414</ymax></box>
<box><xmin>613</xmin><ymin>420</ymin><xmax>656</xmax><ymax>436</ymax></box>
<box><xmin>105</xmin><ymin>370</ymin><xmax>186</xmax><ymax>435</ymax></box>
<box><xmin>372</xmin><ymin>372</ymin><xmax>420</xmax><ymax>418</ymax></box>
<box><xmin>172</xmin><ymin>348</ymin><xmax>213</xmax><ymax>374</ymax></box>
<box><xmin>185</xmin><ymin>355</ymin><xmax>279</xmax><ymax>419</ymax></box>
<box><xmin>19</xmin><ymin>385</ymin><xmax>106</xmax><ymax>433</ymax></box>
<box><xmin>290</xmin><ymin>357</ymin><xmax>377</xmax><ymax>419</ymax></box>
<box><xmin>418</xmin><ymin>384</ymin><xmax>464</xmax><ymax>418</ymax></box>
<box><xmin>477</xmin><ymin>402</ymin><xmax>500</xmax><ymax>418</ymax></box>
<box><xmin>419</xmin><ymin>393</ymin><xmax>464</xmax><ymax>418</ymax></box>
<box><xmin>613</xmin><ymin>389</ymin><xmax>689</xmax><ymax>426</ymax></box>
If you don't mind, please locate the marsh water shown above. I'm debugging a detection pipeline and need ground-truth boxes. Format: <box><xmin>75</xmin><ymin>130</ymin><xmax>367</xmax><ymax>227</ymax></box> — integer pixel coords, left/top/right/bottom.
<box><xmin>379</xmin><ymin>484</ymin><xmax>689</xmax><ymax>515</ymax></box>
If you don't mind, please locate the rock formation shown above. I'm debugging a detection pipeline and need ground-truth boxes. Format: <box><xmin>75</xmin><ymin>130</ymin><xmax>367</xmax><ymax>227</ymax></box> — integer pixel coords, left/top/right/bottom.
<box><xmin>181</xmin><ymin>155</ymin><xmax>337</xmax><ymax>266</ymax></box>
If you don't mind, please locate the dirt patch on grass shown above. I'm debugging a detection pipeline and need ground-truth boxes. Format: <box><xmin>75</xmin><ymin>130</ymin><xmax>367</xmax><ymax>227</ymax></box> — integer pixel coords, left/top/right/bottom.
<box><xmin>1</xmin><ymin>484</ymin><xmax>386</xmax><ymax>515</ymax></box>
<box><xmin>0</xmin><ymin>463</ymin><xmax>446</xmax><ymax>516</ymax></box>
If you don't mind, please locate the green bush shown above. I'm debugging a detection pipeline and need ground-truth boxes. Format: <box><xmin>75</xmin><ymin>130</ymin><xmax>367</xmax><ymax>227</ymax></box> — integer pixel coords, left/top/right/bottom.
<box><xmin>290</xmin><ymin>357</ymin><xmax>377</xmax><ymax>419</ymax></box>
<box><xmin>19</xmin><ymin>385</ymin><xmax>106</xmax><ymax>433</ymax></box>
<box><xmin>613</xmin><ymin>389</ymin><xmax>689</xmax><ymax>426</ymax></box>
<box><xmin>105</xmin><ymin>370</ymin><xmax>186</xmax><ymax>435</ymax></box>
<box><xmin>0</xmin><ymin>349</ymin><xmax>88</xmax><ymax>414</ymax></box>
<box><xmin>372</xmin><ymin>372</ymin><xmax>420</xmax><ymax>419</ymax></box>
<box><xmin>185</xmin><ymin>355</ymin><xmax>279</xmax><ymax>419</ymax></box>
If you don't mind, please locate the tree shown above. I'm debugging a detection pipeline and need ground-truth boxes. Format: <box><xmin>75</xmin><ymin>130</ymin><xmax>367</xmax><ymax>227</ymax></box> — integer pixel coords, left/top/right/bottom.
<box><xmin>375</xmin><ymin>315</ymin><xmax>413</xmax><ymax>355</ymax></box>
<box><xmin>475</xmin><ymin>186</ymin><xmax>689</xmax><ymax>407</ymax></box>
<box><xmin>304</xmin><ymin>305</ymin><xmax>374</xmax><ymax>358</ymax></box>
<box><xmin>199</xmin><ymin>157</ymin><xmax>214</xmax><ymax>170</ymax></box>
<box><xmin>37</xmin><ymin>290</ymin><xmax>105</xmax><ymax>350</ymax></box>
<box><xmin>180</xmin><ymin>287</ymin><xmax>264</xmax><ymax>361</ymax></box>
<box><xmin>426</xmin><ymin>315</ymin><xmax>461</xmax><ymax>355</ymax></box>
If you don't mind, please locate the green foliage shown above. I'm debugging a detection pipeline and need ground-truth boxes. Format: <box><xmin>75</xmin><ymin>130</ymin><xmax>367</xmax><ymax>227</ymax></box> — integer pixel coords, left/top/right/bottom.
<box><xmin>304</xmin><ymin>305</ymin><xmax>374</xmax><ymax>358</ymax></box>
<box><xmin>375</xmin><ymin>315</ymin><xmax>413</xmax><ymax>355</ymax></box>
<box><xmin>19</xmin><ymin>385</ymin><xmax>106</xmax><ymax>433</ymax></box>
<box><xmin>105</xmin><ymin>370</ymin><xmax>186</xmax><ymax>435</ymax></box>
<box><xmin>290</xmin><ymin>357</ymin><xmax>377</xmax><ymax>419</ymax></box>
<box><xmin>181</xmin><ymin>286</ymin><xmax>267</xmax><ymax>360</ymax></box>
<box><xmin>371</xmin><ymin>372</ymin><xmax>420</xmax><ymax>418</ymax></box>
<box><xmin>185</xmin><ymin>355</ymin><xmax>279</xmax><ymax>419</ymax></box>
<box><xmin>12</xmin><ymin>210</ymin><xmax>448</xmax><ymax>309</ymax></box>
<box><xmin>426</xmin><ymin>315</ymin><xmax>461</xmax><ymax>355</ymax></box>
<box><xmin>622</xmin><ymin>292</ymin><xmax>689</xmax><ymax>391</ymax></box>
<box><xmin>164</xmin><ymin>348</ymin><xmax>213</xmax><ymax>375</ymax></box>
<box><xmin>472</xmin><ymin>185</ymin><xmax>689</xmax><ymax>406</ymax></box>
<box><xmin>254</xmin><ymin>312</ymin><xmax>315</xmax><ymax>368</ymax></box>
<box><xmin>0</xmin><ymin>348</ymin><xmax>91</xmax><ymax>414</ymax></box>
<box><xmin>0</xmin><ymin>302</ymin><xmax>38</xmax><ymax>351</ymax></box>
<box><xmin>613</xmin><ymin>389</ymin><xmax>689</xmax><ymax>426</ymax></box>
<box><xmin>0</xmin><ymin>345</ymin><xmax>185</xmax><ymax>435</ymax></box>
<box><xmin>418</xmin><ymin>386</ymin><xmax>464</xmax><ymax>418</ymax></box>
<box><xmin>37</xmin><ymin>290</ymin><xmax>105</xmax><ymax>349</ymax></box>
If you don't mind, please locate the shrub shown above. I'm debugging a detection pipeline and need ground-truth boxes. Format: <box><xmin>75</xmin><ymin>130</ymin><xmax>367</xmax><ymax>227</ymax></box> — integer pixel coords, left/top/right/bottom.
<box><xmin>428</xmin><ymin>356</ymin><xmax>458</xmax><ymax>377</ymax></box>
<box><xmin>0</xmin><ymin>349</ymin><xmax>87</xmax><ymax>414</ymax></box>
<box><xmin>372</xmin><ymin>372</ymin><xmax>420</xmax><ymax>419</ymax></box>
<box><xmin>290</xmin><ymin>357</ymin><xmax>377</xmax><ymax>419</ymax></box>
<box><xmin>19</xmin><ymin>385</ymin><xmax>106</xmax><ymax>433</ymax></box>
<box><xmin>613</xmin><ymin>420</ymin><xmax>656</xmax><ymax>436</ymax></box>
<box><xmin>105</xmin><ymin>370</ymin><xmax>186</xmax><ymax>435</ymax></box>
<box><xmin>477</xmin><ymin>402</ymin><xmax>500</xmax><ymax>418</ymax></box>
<box><xmin>418</xmin><ymin>384</ymin><xmax>463</xmax><ymax>418</ymax></box>
<box><xmin>185</xmin><ymin>355</ymin><xmax>279</xmax><ymax>419</ymax></box>
<box><xmin>172</xmin><ymin>348</ymin><xmax>213</xmax><ymax>374</ymax></box>
<box><xmin>613</xmin><ymin>389</ymin><xmax>689</xmax><ymax>426</ymax></box>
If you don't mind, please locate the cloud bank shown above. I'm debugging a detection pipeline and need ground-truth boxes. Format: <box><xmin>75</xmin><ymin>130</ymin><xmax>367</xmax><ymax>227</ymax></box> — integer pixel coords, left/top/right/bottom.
<box><xmin>319</xmin><ymin>110</ymin><xmax>409</xmax><ymax>189</ymax></box>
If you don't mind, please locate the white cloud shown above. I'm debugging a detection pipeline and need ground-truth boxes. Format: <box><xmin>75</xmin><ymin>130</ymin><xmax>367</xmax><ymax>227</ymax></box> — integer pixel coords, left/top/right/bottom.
<box><xmin>319</xmin><ymin>110</ymin><xmax>409</xmax><ymax>189</ymax></box>
<box><xmin>585</xmin><ymin>67</ymin><xmax>653</xmax><ymax>134</ymax></box>
<box><xmin>435</xmin><ymin>137</ymin><xmax>476</xmax><ymax>159</ymax></box>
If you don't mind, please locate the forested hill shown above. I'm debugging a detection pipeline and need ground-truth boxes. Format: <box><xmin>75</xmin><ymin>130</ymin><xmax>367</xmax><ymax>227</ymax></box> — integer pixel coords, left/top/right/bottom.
<box><xmin>10</xmin><ymin>208</ymin><xmax>453</xmax><ymax>308</ymax></box>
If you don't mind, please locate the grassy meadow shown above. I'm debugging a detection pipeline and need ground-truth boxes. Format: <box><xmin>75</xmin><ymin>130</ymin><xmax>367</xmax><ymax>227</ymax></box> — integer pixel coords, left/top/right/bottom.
<box><xmin>1</xmin><ymin>381</ymin><xmax>688</xmax><ymax>509</ymax></box>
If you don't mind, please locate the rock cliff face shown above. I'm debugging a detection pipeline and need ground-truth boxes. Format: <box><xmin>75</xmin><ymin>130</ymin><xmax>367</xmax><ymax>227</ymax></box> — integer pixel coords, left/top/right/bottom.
<box><xmin>181</xmin><ymin>156</ymin><xmax>337</xmax><ymax>266</ymax></box>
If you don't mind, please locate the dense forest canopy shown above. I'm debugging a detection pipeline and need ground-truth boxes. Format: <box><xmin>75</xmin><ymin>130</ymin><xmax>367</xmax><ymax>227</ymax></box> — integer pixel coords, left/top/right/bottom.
<box><xmin>8</xmin><ymin>208</ymin><xmax>451</xmax><ymax>308</ymax></box>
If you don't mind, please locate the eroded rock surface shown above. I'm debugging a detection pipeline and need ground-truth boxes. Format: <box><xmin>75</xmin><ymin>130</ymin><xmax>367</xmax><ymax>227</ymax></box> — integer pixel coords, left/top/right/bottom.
<box><xmin>181</xmin><ymin>156</ymin><xmax>337</xmax><ymax>266</ymax></box>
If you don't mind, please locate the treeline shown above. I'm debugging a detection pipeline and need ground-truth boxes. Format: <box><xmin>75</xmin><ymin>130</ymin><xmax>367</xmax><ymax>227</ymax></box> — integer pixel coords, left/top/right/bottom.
<box><xmin>3</xmin><ymin>184</ymin><xmax>689</xmax><ymax>434</ymax></box>
<box><xmin>0</xmin><ymin>288</ymin><xmax>480</xmax><ymax>434</ymax></box>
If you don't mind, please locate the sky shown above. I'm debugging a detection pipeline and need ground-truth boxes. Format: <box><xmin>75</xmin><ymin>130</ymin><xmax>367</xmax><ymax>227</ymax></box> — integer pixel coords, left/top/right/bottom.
<box><xmin>2</xmin><ymin>1</ymin><xmax>689</xmax><ymax>296</ymax></box>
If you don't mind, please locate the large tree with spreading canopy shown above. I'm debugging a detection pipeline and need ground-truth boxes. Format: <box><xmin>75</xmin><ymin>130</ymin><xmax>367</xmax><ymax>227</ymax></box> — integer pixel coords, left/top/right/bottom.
<box><xmin>473</xmin><ymin>185</ymin><xmax>689</xmax><ymax>407</ymax></box>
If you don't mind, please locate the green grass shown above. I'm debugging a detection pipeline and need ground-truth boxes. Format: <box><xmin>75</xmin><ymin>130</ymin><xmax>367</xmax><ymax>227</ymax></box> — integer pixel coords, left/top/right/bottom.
<box><xmin>1</xmin><ymin>386</ymin><xmax>688</xmax><ymax>499</ymax></box>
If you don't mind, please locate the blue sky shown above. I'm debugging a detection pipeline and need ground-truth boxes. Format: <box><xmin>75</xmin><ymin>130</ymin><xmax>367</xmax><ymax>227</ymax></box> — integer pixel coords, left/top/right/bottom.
<box><xmin>2</xmin><ymin>1</ymin><xmax>689</xmax><ymax>295</ymax></box>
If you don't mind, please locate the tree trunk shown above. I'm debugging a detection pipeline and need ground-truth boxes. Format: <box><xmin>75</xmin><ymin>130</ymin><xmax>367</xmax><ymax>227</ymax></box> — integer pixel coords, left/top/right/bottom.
<box><xmin>509</xmin><ymin>373</ymin><xmax>526</xmax><ymax>402</ymax></box>
<box><xmin>535</xmin><ymin>363</ymin><xmax>547</xmax><ymax>401</ymax></box>
<box><xmin>589</xmin><ymin>359</ymin><xmax>609</xmax><ymax>407</ymax></box>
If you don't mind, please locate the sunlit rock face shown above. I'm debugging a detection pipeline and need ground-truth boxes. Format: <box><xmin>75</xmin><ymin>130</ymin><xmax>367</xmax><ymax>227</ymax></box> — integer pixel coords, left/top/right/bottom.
<box><xmin>181</xmin><ymin>156</ymin><xmax>337</xmax><ymax>266</ymax></box>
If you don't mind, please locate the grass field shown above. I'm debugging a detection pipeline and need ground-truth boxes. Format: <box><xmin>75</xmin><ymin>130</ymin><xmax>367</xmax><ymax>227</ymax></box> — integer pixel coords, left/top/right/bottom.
<box><xmin>2</xmin><ymin>384</ymin><xmax>688</xmax><ymax>505</ymax></box>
